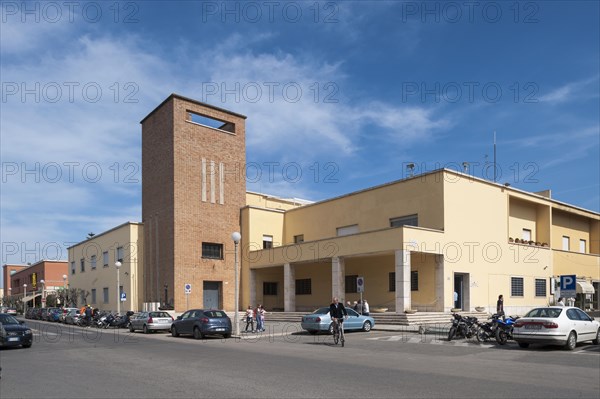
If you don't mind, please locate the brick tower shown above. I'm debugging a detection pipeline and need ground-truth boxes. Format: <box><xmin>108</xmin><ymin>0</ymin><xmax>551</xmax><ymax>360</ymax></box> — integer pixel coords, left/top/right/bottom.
<box><xmin>141</xmin><ymin>94</ymin><xmax>246</xmax><ymax>311</ymax></box>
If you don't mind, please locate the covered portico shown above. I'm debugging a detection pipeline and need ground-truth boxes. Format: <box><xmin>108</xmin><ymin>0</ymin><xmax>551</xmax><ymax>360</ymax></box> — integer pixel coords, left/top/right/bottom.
<box><xmin>242</xmin><ymin>226</ymin><xmax>450</xmax><ymax>313</ymax></box>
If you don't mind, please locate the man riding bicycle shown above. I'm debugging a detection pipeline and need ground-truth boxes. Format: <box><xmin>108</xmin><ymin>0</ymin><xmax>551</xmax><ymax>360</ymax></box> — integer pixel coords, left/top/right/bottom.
<box><xmin>329</xmin><ymin>297</ymin><xmax>348</xmax><ymax>346</ymax></box>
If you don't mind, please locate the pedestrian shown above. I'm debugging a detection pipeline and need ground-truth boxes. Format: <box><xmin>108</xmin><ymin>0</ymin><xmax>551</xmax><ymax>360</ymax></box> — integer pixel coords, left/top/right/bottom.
<box><xmin>496</xmin><ymin>294</ymin><xmax>504</xmax><ymax>317</ymax></box>
<box><xmin>362</xmin><ymin>299</ymin><xmax>370</xmax><ymax>316</ymax></box>
<box><xmin>557</xmin><ymin>297</ymin><xmax>565</xmax><ymax>306</ymax></box>
<box><xmin>255</xmin><ymin>304</ymin><xmax>263</xmax><ymax>332</ymax></box>
<box><xmin>356</xmin><ymin>300</ymin><xmax>363</xmax><ymax>314</ymax></box>
<box><xmin>453</xmin><ymin>291</ymin><xmax>459</xmax><ymax>308</ymax></box>
<box><xmin>353</xmin><ymin>301</ymin><xmax>358</xmax><ymax>311</ymax></box>
<box><xmin>259</xmin><ymin>305</ymin><xmax>266</xmax><ymax>332</ymax></box>
<box><xmin>244</xmin><ymin>305</ymin><xmax>255</xmax><ymax>332</ymax></box>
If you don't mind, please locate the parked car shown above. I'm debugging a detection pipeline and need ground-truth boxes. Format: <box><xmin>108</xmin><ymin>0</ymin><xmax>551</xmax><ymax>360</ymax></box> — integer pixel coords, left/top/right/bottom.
<box><xmin>64</xmin><ymin>309</ymin><xmax>81</xmax><ymax>325</ymax></box>
<box><xmin>513</xmin><ymin>306</ymin><xmax>600</xmax><ymax>350</ymax></box>
<box><xmin>129</xmin><ymin>311</ymin><xmax>174</xmax><ymax>334</ymax></box>
<box><xmin>60</xmin><ymin>308</ymin><xmax>79</xmax><ymax>323</ymax></box>
<box><xmin>46</xmin><ymin>308</ymin><xmax>62</xmax><ymax>322</ymax></box>
<box><xmin>40</xmin><ymin>308</ymin><xmax>51</xmax><ymax>321</ymax></box>
<box><xmin>0</xmin><ymin>313</ymin><xmax>33</xmax><ymax>348</ymax></box>
<box><xmin>5</xmin><ymin>308</ymin><xmax>18</xmax><ymax>316</ymax></box>
<box><xmin>170</xmin><ymin>309</ymin><xmax>232</xmax><ymax>339</ymax></box>
<box><xmin>301</xmin><ymin>307</ymin><xmax>375</xmax><ymax>334</ymax></box>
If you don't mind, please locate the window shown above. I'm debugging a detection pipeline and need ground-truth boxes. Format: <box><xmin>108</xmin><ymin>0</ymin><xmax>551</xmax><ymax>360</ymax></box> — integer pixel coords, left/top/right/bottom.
<box><xmin>562</xmin><ymin>236</ymin><xmax>570</xmax><ymax>251</ymax></box>
<box><xmin>263</xmin><ymin>282</ymin><xmax>277</xmax><ymax>296</ymax></box>
<box><xmin>91</xmin><ymin>255</ymin><xmax>97</xmax><ymax>270</ymax></box>
<box><xmin>345</xmin><ymin>275</ymin><xmax>358</xmax><ymax>293</ymax></box>
<box><xmin>116</xmin><ymin>246</ymin><xmax>124</xmax><ymax>263</ymax></box>
<box><xmin>202</xmin><ymin>242</ymin><xmax>223</xmax><ymax>259</ymax></box>
<box><xmin>411</xmin><ymin>271</ymin><xmax>419</xmax><ymax>291</ymax></box>
<box><xmin>262</xmin><ymin>235</ymin><xmax>273</xmax><ymax>249</ymax></box>
<box><xmin>103</xmin><ymin>288</ymin><xmax>109</xmax><ymax>304</ymax></box>
<box><xmin>535</xmin><ymin>279</ymin><xmax>546</xmax><ymax>297</ymax></box>
<box><xmin>337</xmin><ymin>224</ymin><xmax>358</xmax><ymax>237</ymax></box>
<box><xmin>389</xmin><ymin>272</ymin><xmax>395</xmax><ymax>292</ymax></box>
<box><xmin>390</xmin><ymin>214</ymin><xmax>418</xmax><ymax>227</ymax></box>
<box><xmin>71</xmin><ymin>261</ymin><xmax>75</xmax><ymax>275</ymax></box>
<box><xmin>91</xmin><ymin>289</ymin><xmax>97</xmax><ymax>304</ymax></box>
<box><xmin>103</xmin><ymin>251</ymin><xmax>109</xmax><ymax>267</ymax></box>
<box><xmin>80</xmin><ymin>258</ymin><xmax>85</xmax><ymax>273</ymax></box>
<box><xmin>296</xmin><ymin>279</ymin><xmax>312</xmax><ymax>295</ymax></box>
<box><xmin>188</xmin><ymin>110</ymin><xmax>235</xmax><ymax>134</ymax></box>
<box><xmin>579</xmin><ymin>239</ymin><xmax>586</xmax><ymax>254</ymax></box>
<box><xmin>294</xmin><ymin>234</ymin><xmax>304</xmax><ymax>244</ymax></box>
<box><xmin>511</xmin><ymin>277</ymin><xmax>524</xmax><ymax>297</ymax></box>
<box><xmin>80</xmin><ymin>291</ymin><xmax>86</xmax><ymax>305</ymax></box>
<box><xmin>522</xmin><ymin>229</ymin><xmax>532</xmax><ymax>241</ymax></box>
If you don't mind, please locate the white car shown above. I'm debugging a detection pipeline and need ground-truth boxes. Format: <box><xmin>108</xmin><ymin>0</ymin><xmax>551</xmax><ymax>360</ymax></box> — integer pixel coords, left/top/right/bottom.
<box><xmin>513</xmin><ymin>306</ymin><xmax>600</xmax><ymax>350</ymax></box>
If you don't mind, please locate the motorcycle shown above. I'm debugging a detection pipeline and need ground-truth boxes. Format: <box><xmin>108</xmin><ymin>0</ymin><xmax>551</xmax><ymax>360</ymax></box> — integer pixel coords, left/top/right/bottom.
<box><xmin>475</xmin><ymin>313</ymin><xmax>502</xmax><ymax>343</ymax></box>
<box><xmin>448</xmin><ymin>314</ymin><xmax>478</xmax><ymax>341</ymax></box>
<box><xmin>495</xmin><ymin>315</ymin><xmax>519</xmax><ymax>345</ymax></box>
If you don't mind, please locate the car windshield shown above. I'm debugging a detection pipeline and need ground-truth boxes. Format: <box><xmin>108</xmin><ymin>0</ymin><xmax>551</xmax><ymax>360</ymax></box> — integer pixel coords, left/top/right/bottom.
<box><xmin>0</xmin><ymin>314</ymin><xmax>20</xmax><ymax>325</ymax></box>
<box><xmin>524</xmin><ymin>308</ymin><xmax>563</xmax><ymax>318</ymax></box>
<box><xmin>313</xmin><ymin>307</ymin><xmax>330</xmax><ymax>315</ymax></box>
<box><xmin>204</xmin><ymin>311</ymin><xmax>227</xmax><ymax>318</ymax></box>
<box><xmin>150</xmin><ymin>312</ymin><xmax>171</xmax><ymax>318</ymax></box>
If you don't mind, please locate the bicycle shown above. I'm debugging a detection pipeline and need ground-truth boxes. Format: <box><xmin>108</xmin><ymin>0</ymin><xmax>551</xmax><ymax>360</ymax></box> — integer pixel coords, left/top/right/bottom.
<box><xmin>332</xmin><ymin>318</ymin><xmax>345</xmax><ymax>347</ymax></box>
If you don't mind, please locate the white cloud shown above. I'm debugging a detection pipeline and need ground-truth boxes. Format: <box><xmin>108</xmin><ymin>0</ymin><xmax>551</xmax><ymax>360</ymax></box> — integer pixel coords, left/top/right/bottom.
<box><xmin>539</xmin><ymin>76</ymin><xmax>599</xmax><ymax>104</ymax></box>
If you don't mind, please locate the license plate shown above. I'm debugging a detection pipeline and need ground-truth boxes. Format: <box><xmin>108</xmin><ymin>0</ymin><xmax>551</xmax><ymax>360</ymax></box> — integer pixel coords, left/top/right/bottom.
<box><xmin>215</xmin><ymin>328</ymin><xmax>225</xmax><ymax>331</ymax></box>
<box><xmin>525</xmin><ymin>324</ymin><xmax>542</xmax><ymax>330</ymax></box>
<box><xmin>8</xmin><ymin>337</ymin><xmax>19</xmax><ymax>342</ymax></box>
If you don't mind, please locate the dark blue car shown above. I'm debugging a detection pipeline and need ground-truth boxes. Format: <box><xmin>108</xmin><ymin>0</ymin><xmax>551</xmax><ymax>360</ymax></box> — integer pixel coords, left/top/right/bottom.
<box><xmin>0</xmin><ymin>313</ymin><xmax>33</xmax><ymax>348</ymax></box>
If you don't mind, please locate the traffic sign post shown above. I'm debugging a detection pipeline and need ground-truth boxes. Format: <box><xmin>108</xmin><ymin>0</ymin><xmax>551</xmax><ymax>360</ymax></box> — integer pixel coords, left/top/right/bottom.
<box><xmin>560</xmin><ymin>275</ymin><xmax>576</xmax><ymax>298</ymax></box>
<box><xmin>184</xmin><ymin>283</ymin><xmax>191</xmax><ymax>309</ymax></box>
<box><xmin>120</xmin><ymin>292</ymin><xmax>126</xmax><ymax>302</ymax></box>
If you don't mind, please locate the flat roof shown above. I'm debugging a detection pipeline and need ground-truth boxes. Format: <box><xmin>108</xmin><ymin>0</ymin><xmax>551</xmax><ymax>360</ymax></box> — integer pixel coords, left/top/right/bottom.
<box><xmin>67</xmin><ymin>221</ymin><xmax>143</xmax><ymax>250</ymax></box>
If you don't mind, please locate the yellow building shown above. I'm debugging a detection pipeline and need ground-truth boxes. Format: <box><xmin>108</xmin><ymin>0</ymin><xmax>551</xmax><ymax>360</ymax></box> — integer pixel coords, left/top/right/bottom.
<box><xmin>67</xmin><ymin>222</ymin><xmax>144</xmax><ymax>312</ymax></box>
<box><xmin>240</xmin><ymin>169</ymin><xmax>599</xmax><ymax>315</ymax></box>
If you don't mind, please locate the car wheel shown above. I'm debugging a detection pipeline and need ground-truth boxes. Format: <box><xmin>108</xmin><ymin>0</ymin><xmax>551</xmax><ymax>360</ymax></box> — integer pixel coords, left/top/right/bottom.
<box><xmin>328</xmin><ymin>323</ymin><xmax>334</xmax><ymax>335</ymax></box>
<box><xmin>129</xmin><ymin>324</ymin><xmax>135</xmax><ymax>333</ymax></box>
<box><xmin>592</xmin><ymin>329</ymin><xmax>599</xmax><ymax>345</ymax></box>
<box><xmin>565</xmin><ymin>331</ymin><xmax>577</xmax><ymax>350</ymax></box>
<box><xmin>518</xmin><ymin>342</ymin><xmax>529</xmax><ymax>348</ymax></box>
<box><xmin>448</xmin><ymin>326</ymin><xmax>457</xmax><ymax>341</ymax></box>
<box><xmin>362</xmin><ymin>321</ymin><xmax>372</xmax><ymax>332</ymax></box>
<box><xmin>171</xmin><ymin>326</ymin><xmax>179</xmax><ymax>337</ymax></box>
<box><xmin>193</xmin><ymin>327</ymin><xmax>202</xmax><ymax>340</ymax></box>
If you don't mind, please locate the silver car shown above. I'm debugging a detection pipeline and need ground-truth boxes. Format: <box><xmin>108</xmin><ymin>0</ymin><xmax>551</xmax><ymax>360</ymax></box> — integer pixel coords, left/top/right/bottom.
<box><xmin>129</xmin><ymin>311</ymin><xmax>173</xmax><ymax>334</ymax></box>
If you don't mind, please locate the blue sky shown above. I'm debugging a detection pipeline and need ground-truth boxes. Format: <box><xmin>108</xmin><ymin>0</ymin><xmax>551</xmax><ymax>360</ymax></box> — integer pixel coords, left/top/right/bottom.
<box><xmin>1</xmin><ymin>1</ymin><xmax>599</xmax><ymax>279</ymax></box>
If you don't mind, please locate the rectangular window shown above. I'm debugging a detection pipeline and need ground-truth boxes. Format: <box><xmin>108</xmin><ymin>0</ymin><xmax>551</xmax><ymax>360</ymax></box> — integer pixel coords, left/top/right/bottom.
<box><xmin>71</xmin><ymin>261</ymin><xmax>75</xmax><ymax>275</ymax></box>
<box><xmin>296</xmin><ymin>279</ymin><xmax>312</xmax><ymax>295</ymax></box>
<box><xmin>336</xmin><ymin>224</ymin><xmax>359</xmax><ymax>237</ymax></box>
<box><xmin>579</xmin><ymin>239</ymin><xmax>586</xmax><ymax>254</ymax></box>
<box><xmin>263</xmin><ymin>282</ymin><xmax>277</xmax><ymax>296</ymax></box>
<box><xmin>91</xmin><ymin>289</ymin><xmax>97</xmax><ymax>304</ymax></box>
<box><xmin>511</xmin><ymin>277</ymin><xmax>524</xmax><ymax>297</ymax></box>
<box><xmin>80</xmin><ymin>258</ymin><xmax>85</xmax><ymax>273</ymax></box>
<box><xmin>116</xmin><ymin>246</ymin><xmax>124</xmax><ymax>263</ymax></box>
<box><xmin>389</xmin><ymin>272</ymin><xmax>396</xmax><ymax>292</ymax></box>
<box><xmin>390</xmin><ymin>214</ymin><xmax>418</xmax><ymax>228</ymax></box>
<box><xmin>103</xmin><ymin>251</ymin><xmax>109</xmax><ymax>267</ymax></box>
<box><xmin>80</xmin><ymin>291</ymin><xmax>86</xmax><ymax>305</ymax></box>
<box><xmin>262</xmin><ymin>235</ymin><xmax>273</xmax><ymax>249</ymax></box>
<box><xmin>188</xmin><ymin>110</ymin><xmax>235</xmax><ymax>134</ymax></box>
<box><xmin>103</xmin><ymin>288</ymin><xmax>109</xmax><ymax>304</ymax></box>
<box><xmin>411</xmin><ymin>271</ymin><xmax>419</xmax><ymax>291</ymax></box>
<box><xmin>91</xmin><ymin>255</ymin><xmax>97</xmax><ymax>270</ymax></box>
<box><xmin>202</xmin><ymin>243</ymin><xmax>223</xmax><ymax>259</ymax></box>
<box><xmin>562</xmin><ymin>236</ymin><xmax>570</xmax><ymax>251</ymax></box>
<box><xmin>294</xmin><ymin>234</ymin><xmax>304</xmax><ymax>244</ymax></box>
<box><xmin>522</xmin><ymin>229</ymin><xmax>532</xmax><ymax>242</ymax></box>
<box><xmin>345</xmin><ymin>275</ymin><xmax>358</xmax><ymax>293</ymax></box>
<box><xmin>535</xmin><ymin>279</ymin><xmax>546</xmax><ymax>297</ymax></box>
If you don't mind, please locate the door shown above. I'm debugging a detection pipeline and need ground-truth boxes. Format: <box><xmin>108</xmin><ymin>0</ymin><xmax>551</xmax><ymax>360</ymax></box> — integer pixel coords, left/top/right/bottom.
<box><xmin>454</xmin><ymin>275</ymin><xmax>464</xmax><ymax>310</ymax></box>
<box><xmin>203</xmin><ymin>281</ymin><xmax>221</xmax><ymax>309</ymax></box>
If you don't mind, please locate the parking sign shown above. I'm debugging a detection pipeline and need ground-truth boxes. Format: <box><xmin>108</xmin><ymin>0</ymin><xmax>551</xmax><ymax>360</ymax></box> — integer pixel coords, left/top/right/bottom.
<box><xmin>184</xmin><ymin>283</ymin><xmax>192</xmax><ymax>294</ymax></box>
<box><xmin>560</xmin><ymin>275</ymin><xmax>576</xmax><ymax>298</ymax></box>
<box><xmin>357</xmin><ymin>277</ymin><xmax>364</xmax><ymax>293</ymax></box>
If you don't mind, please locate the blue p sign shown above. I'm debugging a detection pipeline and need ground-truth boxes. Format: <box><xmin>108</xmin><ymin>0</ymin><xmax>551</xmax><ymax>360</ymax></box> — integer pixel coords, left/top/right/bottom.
<box><xmin>560</xmin><ymin>275</ymin><xmax>576</xmax><ymax>298</ymax></box>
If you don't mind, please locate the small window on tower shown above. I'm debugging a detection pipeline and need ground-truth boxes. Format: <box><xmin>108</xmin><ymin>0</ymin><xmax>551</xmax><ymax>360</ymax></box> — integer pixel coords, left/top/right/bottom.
<box><xmin>188</xmin><ymin>110</ymin><xmax>235</xmax><ymax>134</ymax></box>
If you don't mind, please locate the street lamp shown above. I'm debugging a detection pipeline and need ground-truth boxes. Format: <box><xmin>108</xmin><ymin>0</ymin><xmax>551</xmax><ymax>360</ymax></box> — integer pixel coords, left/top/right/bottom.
<box><xmin>115</xmin><ymin>261</ymin><xmax>122</xmax><ymax>315</ymax></box>
<box><xmin>231</xmin><ymin>231</ymin><xmax>241</xmax><ymax>337</ymax></box>
<box><xmin>62</xmin><ymin>274</ymin><xmax>67</xmax><ymax>306</ymax></box>
<box><xmin>23</xmin><ymin>284</ymin><xmax>27</xmax><ymax>314</ymax></box>
<box><xmin>40</xmin><ymin>279</ymin><xmax>45</xmax><ymax>308</ymax></box>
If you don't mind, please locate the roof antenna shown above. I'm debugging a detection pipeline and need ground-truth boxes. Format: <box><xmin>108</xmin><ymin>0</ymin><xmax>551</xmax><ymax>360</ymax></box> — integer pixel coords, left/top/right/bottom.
<box><xmin>493</xmin><ymin>131</ymin><xmax>497</xmax><ymax>182</ymax></box>
<box><xmin>462</xmin><ymin>162</ymin><xmax>469</xmax><ymax>173</ymax></box>
<box><xmin>406</xmin><ymin>163</ymin><xmax>415</xmax><ymax>177</ymax></box>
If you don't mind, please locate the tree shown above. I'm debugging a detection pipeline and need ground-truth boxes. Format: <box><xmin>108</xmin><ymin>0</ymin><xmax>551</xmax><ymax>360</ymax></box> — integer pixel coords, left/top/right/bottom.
<box><xmin>45</xmin><ymin>294</ymin><xmax>57</xmax><ymax>307</ymax></box>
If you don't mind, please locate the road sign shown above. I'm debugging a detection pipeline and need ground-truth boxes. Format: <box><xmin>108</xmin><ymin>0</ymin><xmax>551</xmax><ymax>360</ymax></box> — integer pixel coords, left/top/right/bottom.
<box><xmin>120</xmin><ymin>292</ymin><xmax>127</xmax><ymax>302</ymax></box>
<box><xmin>357</xmin><ymin>276</ymin><xmax>365</xmax><ymax>293</ymax></box>
<box><xmin>560</xmin><ymin>275</ymin><xmax>576</xmax><ymax>298</ymax></box>
<box><xmin>184</xmin><ymin>283</ymin><xmax>192</xmax><ymax>294</ymax></box>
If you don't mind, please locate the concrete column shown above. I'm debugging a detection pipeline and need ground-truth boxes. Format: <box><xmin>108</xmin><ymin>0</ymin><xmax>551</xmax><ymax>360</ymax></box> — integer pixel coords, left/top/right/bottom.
<box><xmin>284</xmin><ymin>263</ymin><xmax>296</xmax><ymax>312</ymax></box>
<box><xmin>331</xmin><ymin>257</ymin><xmax>345</xmax><ymax>302</ymax></box>
<box><xmin>249</xmin><ymin>269</ymin><xmax>257</xmax><ymax>307</ymax></box>
<box><xmin>395</xmin><ymin>250</ymin><xmax>411</xmax><ymax>312</ymax></box>
<box><xmin>434</xmin><ymin>254</ymin><xmax>445</xmax><ymax>312</ymax></box>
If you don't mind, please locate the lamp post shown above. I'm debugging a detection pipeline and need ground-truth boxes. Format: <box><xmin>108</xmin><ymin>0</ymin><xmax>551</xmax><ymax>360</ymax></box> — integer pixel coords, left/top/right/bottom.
<box><xmin>40</xmin><ymin>279</ymin><xmax>45</xmax><ymax>308</ymax></box>
<box><xmin>23</xmin><ymin>284</ymin><xmax>27</xmax><ymax>314</ymax></box>
<box><xmin>231</xmin><ymin>231</ymin><xmax>241</xmax><ymax>337</ymax></box>
<box><xmin>115</xmin><ymin>261</ymin><xmax>122</xmax><ymax>315</ymax></box>
<box><xmin>62</xmin><ymin>274</ymin><xmax>67</xmax><ymax>306</ymax></box>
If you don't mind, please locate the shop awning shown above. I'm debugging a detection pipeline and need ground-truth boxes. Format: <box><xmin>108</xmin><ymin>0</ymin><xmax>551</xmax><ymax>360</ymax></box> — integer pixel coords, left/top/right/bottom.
<box><xmin>22</xmin><ymin>293</ymin><xmax>41</xmax><ymax>302</ymax></box>
<box><xmin>576</xmin><ymin>280</ymin><xmax>595</xmax><ymax>294</ymax></box>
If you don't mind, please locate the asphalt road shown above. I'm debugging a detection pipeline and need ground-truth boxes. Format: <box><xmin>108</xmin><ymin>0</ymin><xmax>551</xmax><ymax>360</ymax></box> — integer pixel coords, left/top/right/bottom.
<box><xmin>1</xmin><ymin>320</ymin><xmax>599</xmax><ymax>398</ymax></box>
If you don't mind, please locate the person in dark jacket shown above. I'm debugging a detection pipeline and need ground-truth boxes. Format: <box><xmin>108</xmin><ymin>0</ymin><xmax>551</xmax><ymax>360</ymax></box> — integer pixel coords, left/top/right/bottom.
<box><xmin>329</xmin><ymin>297</ymin><xmax>347</xmax><ymax>320</ymax></box>
<box><xmin>496</xmin><ymin>295</ymin><xmax>504</xmax><ymax>317</ymax></box>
